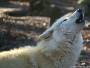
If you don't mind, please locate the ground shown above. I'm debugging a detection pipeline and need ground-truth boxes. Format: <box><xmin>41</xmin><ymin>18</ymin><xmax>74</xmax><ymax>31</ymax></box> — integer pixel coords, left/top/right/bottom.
<box><xmin>0</xmin><ymin>1</ymin><xmax>90</xmax><ymax>68</ymax></box>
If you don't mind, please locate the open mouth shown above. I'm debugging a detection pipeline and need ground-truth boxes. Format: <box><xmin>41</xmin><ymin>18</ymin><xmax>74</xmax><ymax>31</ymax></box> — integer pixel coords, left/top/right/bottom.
<box><xmin>75</xmin><ymin>9</ymin><xmax>84</xmax><ymax>24</ymax></box>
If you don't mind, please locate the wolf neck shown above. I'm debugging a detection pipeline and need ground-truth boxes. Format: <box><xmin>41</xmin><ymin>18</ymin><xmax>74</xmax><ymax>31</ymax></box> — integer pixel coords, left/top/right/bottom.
<box><xmin>37</xmin><ymin>33</ymin><xmax>82</xmax><ymax>68</ymax></box>
<box><xmin>37</xmin><ymin>40</ymin><xmax>74</xmax><ymax>68</ymax></box>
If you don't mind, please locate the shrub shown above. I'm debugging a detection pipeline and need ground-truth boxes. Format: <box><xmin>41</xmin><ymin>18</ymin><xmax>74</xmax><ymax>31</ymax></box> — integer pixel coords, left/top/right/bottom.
<box><xmin>28</xmin><ymin>0</ymin><xmax>52</xmax><ymax>17</ymax></box>
<box><xmin>82</xmin><ymin>0</ymin><xmax>90</xmax><ymax>15</ymax></box>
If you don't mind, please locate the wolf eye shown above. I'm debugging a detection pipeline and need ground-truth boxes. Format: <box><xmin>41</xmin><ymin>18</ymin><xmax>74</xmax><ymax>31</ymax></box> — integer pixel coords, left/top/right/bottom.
<box><xmin>60</xmin><ymin>19</ymin><xmax>68</xmax><ymax>24</ymax></box>
<box><xmin>63</xmin><ymin>19</ymin><xmax>67</xmax><ymax>22</ymax></box>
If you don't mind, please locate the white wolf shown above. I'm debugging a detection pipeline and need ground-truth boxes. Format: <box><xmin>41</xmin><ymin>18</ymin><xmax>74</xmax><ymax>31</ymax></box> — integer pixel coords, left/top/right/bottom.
<box><xmin>0</xmin><ymin>9</ymin><xmax>85</xmax><ymax>68</ymax></box>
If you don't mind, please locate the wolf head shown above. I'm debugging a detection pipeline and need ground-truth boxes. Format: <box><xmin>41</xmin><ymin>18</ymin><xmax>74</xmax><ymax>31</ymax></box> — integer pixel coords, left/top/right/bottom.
<box><xmin>39</xmin><ymin>9</ymin><xmax>85</xmax><ymax>42</ymax></box>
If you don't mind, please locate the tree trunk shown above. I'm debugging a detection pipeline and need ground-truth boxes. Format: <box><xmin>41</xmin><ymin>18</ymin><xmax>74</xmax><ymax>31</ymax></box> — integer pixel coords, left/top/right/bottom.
<box><xmin>50</xmin><ymin>7</ymin><xmax>61</xmax><ymax>26</ymax></box>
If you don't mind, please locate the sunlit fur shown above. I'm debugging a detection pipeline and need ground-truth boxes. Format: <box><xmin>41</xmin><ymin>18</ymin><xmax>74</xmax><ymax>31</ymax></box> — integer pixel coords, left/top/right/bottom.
<box><xmin>0</xmin><ymin>10</ymin><xmax>85</xmax><ymax>68</ymax></box>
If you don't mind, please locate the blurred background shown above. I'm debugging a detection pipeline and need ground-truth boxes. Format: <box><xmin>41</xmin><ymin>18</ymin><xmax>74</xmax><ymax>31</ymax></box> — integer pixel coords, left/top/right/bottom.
<box><xmin>0</xmin><ymin>0</ymin><xmax>90</xmax><ymax>67</ymax></box>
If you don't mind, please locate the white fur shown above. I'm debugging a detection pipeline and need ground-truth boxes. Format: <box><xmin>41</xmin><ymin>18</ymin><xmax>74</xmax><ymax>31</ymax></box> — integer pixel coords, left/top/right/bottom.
<box><xmin>0</xmin><ymin>10</ymin><xmax>85</xmax><ymax>68</ymax></box>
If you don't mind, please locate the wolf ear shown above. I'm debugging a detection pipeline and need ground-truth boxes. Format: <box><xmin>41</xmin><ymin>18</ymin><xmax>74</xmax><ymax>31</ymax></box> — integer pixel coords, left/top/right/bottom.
<box><xmin>39</xmin><ymin>28</ymin><xmax>53</xmax><ymax>40</ymax></box>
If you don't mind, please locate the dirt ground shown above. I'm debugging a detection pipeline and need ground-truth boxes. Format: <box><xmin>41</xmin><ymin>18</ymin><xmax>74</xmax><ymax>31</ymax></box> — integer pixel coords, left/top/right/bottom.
<box><xmin>0</xmin><ymin>1</ymin><xmax>90</xmax><ymax>68</ymax></box>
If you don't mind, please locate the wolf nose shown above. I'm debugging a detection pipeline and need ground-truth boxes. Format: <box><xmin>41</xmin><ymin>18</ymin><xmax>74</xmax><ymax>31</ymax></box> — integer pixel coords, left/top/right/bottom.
<box><xmin>77</xmin><ymin>9</ymin><xmax>83</xmax><ymax>18</ymax></box>
<box><xmin>77</xmin><ymin>9</ymin><xmax>82</xmax><ymax>13</ymax></box>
